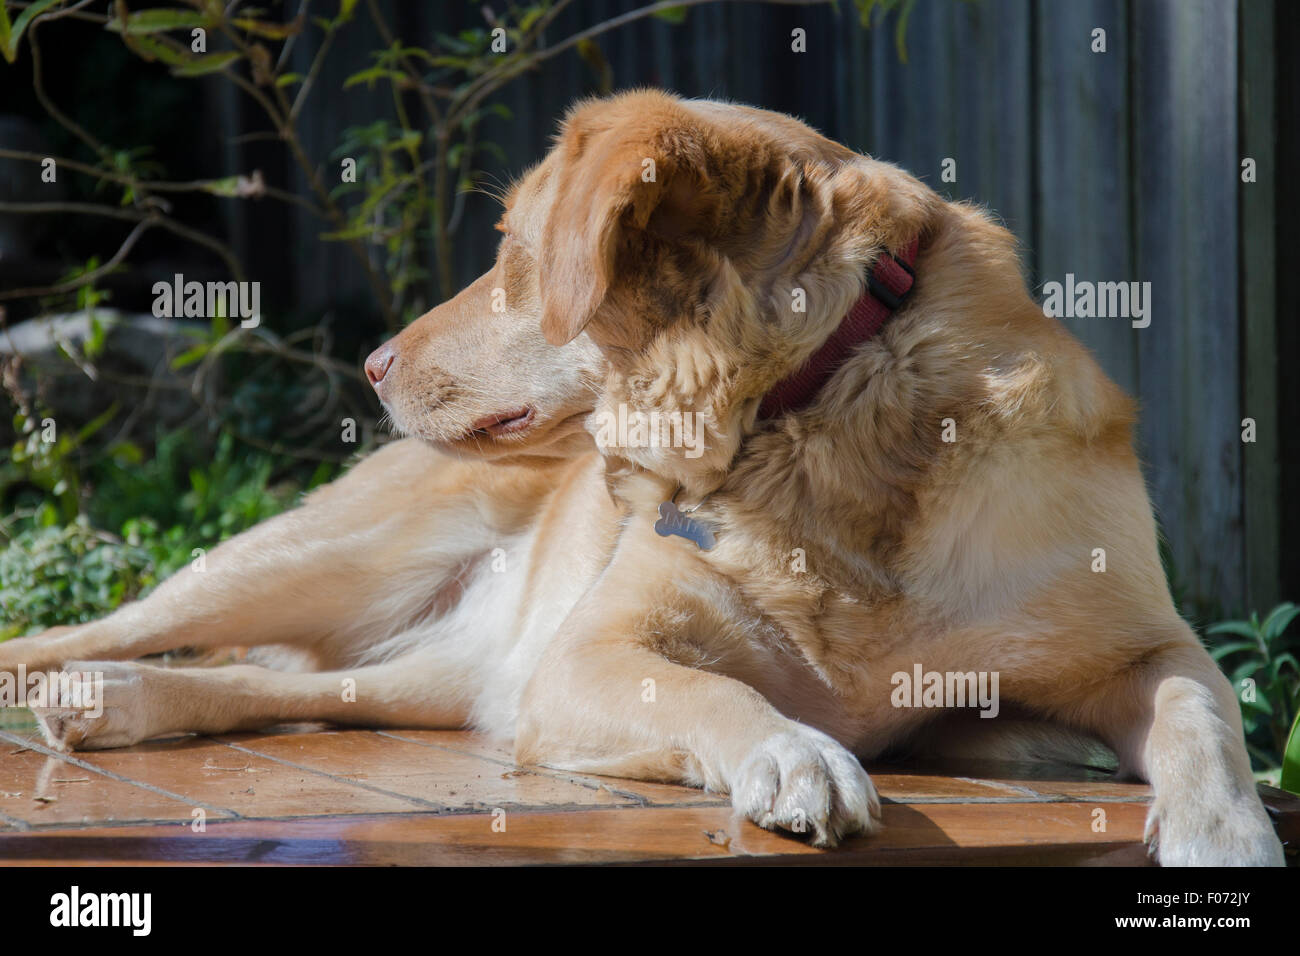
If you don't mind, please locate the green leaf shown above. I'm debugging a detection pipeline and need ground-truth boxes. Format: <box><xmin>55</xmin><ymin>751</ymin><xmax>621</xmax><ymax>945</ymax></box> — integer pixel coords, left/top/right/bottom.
<box><xmin>894</xmin><ymin>0</ymin><xmax>916</xmax><ymax>64</ymax></box>
<box><xmin>518</xmin><ymin>6</ymin><xmax>545</xmax><ymax>34</ymax></box>
<box><xmin>339</xmin><ymin>0</ymin><xmax>359</xmax><ymax>22</ymax></box>
<box><xmin>1209</xmin><ymin>640</ymin><xmax>1261</xmax><ymax>662</ymax></box>
<box><xmin>386</xmin><ymin>130</ymin><xmax>422</xmax><ymax>152</ymax></box>
<box><xmin>106</xmin><ymin>8</ymin><xmax>210</xmax><ymax>35</ymax></box>
<box><xmin>1261</xmin><ymin>602</ymin><xmax>1300</xmax><ymax>643</ymax></box>
<box><xmin>1242</xmin><ymin>691</ymin><xmax>1274</xmax><ymax>712</ymax></box>
<box><xmin>3</xmin><ymin>0</ymin><xmax>63</xmax><ymax>63</ymax></box>
<box><xmin>576</xmin><ymin>37</ymin><xmax>612</xmax><ymax>94</ymax></box>
<box><xmin>319</xmin><ymin>224</ymin><xmax>376</xmax><ymax>242</ymax></box>
<box><xmin>199</xmin><ymin>175</ymin><xmax>243</xmax><ymax>197</ymax></box>
<box><xmin>74</xmin><ymin>402</ymin><xmax>119</xmax><ymax>446</ymax></box>
<box><xmin>189</xmin><ymin>467</ymin><xmax>209</xmax><ymax>499</ymax></box>
<box><xmin>0</xmin><ymin>4</ymin><xmax>12</xmax><ymax>65</ymax></box>
<box><xmin>429</xmin><ymin>54</ymin><xmax>474</xmax><ymax>70</ymax></box>
<box><xmin>232</xmin><ymin>18</ymin><xmax>301</xmax><ymax>40</ymax></box>
<box><xmin>119</xmin><ymin>33</ymin><xmax>187</xmax><ymax>65</ymax></box>
<box><xmin>1206</xmin><ymin>620</ymin><xmax>1260</xmax><ymax>640</ymax></box>
<box><xmin>1232</xmin><ymin>658</ymin><xmax>1263</xmax><ymax>687</ymax></box>
<box><xmin>106</xmin><ymin>440</ymin><xmax>144</xmax><ymax>465</ymax></box>
<box><xmin>275</xmin><ymin>71</ymin><xmax>303</xmax><ymax>87</ymax></box>
<box><xmin>1271</xmin><ymin>652</ymin><xmax>1299</xmax><ymax>681</ymax></box>
<box><xmin>169</xmin><ymin>343</ymin><xmax>212</xmax><ymax>370</ymax></box>
<box><xmin>392</xmin><ymin>44</ymin><xmax>437</xmax><ymax>65</ymax></box>
<box><xmin>86</xmin><ymin>314</ymin><xmax>106</xmax><ymax>360</ymax></box>
<box><xmin>1242</xmin><ymin>694</ymin><xmax>1274</xmax><ymax>716</ymax></box>
<box><xmin>652</xmin><ymin>4</ymin><xmax>688</xmax><ymax>24</ymax></box>
<box><xmin>342</xmin><ymin>66</ymin><xmax>405</xmax><ymax>89</ymax></box>
<box><xmin>1281</xmin><ymin>709</ymin><xmax>1300</xmax><ymax>794</ymax></box>
<box><xmin>171</xmin><ymin>51</ymin><xmax>241</xmax><ymax>76</ymax></box>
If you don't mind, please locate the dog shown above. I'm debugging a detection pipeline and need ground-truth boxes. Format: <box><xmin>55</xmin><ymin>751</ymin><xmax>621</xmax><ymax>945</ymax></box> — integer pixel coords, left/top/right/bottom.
<box><xmin>1</xmin><ymin>90</ymin><xmax>1282</xmax><ymax>866</ymax></box>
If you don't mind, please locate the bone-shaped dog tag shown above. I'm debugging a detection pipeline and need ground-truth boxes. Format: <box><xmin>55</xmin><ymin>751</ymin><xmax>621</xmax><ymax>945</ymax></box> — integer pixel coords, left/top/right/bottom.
<box><xmin>654</xmin><ymin>500</ymin><xmax>716</xmax><ymax>551</ymax></box>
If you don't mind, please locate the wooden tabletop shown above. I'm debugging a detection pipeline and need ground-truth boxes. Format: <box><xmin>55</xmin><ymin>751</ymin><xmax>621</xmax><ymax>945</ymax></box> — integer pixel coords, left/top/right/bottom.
<box><xmin>0</xmin><ymin>713</ymin><xmax>1295</xmax><ymax>865</ymax></box>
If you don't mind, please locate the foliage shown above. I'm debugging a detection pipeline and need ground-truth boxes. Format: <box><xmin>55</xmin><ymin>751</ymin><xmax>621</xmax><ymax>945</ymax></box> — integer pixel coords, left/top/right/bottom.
<box><xmin>0</xmin><ymin>422</ymin><xmax>333</xmax><ymax>639</ymax></box>
<box><xmin>3</xmin><ymin>405</ymin><xmax>118</xmax><ymax>523</ymax></box>
<box><xmin>1205</xmin><ymin>603</ymin><xmax>1300</xmax><ymax>786</ymax></box>
<box><xmin>89</xmin><ymin>429</ymin><xmax>315</xmax><ymax>550</ymax></box>
<box><xmin>1283</xmin><ymin>710</ymin><xmax>1300</xmax><ymax>795</ymax></box>
<box><xmin>0</xmin><ymin>518</ymin><xmax>154</xmax><ymax>638</ymax></box>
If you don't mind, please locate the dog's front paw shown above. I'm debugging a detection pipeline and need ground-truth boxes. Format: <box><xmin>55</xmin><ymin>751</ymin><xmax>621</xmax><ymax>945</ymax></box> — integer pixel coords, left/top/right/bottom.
<box><xmin>30</xmin><ymin>660</ymin><xmax>155</xmax><ymax>752</ymax></box>
<box><xmin>1145</xmin><ymin>796</ymin><xmax>1285</xmax><ymax>867</ymax></box>
<box><xmin>729</xmin><ymin>723</ymin><xmax>880</xmax><ymax>847</ymax></box>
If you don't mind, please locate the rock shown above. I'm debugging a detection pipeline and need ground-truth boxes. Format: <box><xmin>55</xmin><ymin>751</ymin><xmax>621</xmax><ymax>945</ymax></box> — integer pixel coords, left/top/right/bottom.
<box><xmin>0</xmin><ymin>309</ymin><xmax>209</xmax><ymax>439</ymax></box>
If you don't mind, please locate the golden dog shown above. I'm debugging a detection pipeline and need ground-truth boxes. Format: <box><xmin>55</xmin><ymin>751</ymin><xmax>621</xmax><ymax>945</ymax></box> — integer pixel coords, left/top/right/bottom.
<box><xmin>1</xmin><ymin>90</ymin><xmax>1282</xmax><ymax>866</ymax></box>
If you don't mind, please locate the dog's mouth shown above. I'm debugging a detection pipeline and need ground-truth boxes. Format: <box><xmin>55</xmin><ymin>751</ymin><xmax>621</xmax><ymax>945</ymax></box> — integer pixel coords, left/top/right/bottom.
<box><xmin>469</xmin><ymin>406</ymin><xmax>536</xmax><ymax>437</ymax></box>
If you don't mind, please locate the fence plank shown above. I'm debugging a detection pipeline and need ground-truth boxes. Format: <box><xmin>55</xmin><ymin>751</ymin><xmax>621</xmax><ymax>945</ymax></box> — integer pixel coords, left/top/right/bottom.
<box><xmin>949</xmin><ymin>0</ymin><xmax>1034</xmax><ymax>254</ymax></box>
<box><xmin>1133</xmin><ymin>0</ymin><xmax>1241</xmax><ymax>616</ymax></box>
<box><xmin>1239</xmin><ymin>0</ymin><xmax>1280</xmax><ymax>613</ymax></box>
<box><xmin>1033</xmin><ymin>0</ymin><xmax>1135</xmax><ymax>395</ymax></box>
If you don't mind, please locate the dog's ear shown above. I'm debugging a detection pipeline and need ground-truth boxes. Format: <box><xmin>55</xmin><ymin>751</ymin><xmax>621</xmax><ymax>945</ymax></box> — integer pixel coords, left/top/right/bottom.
<box><xmin>538</xmin><ymin>103</ymin><xmax>716</xmax><ymax>346</ymax></box>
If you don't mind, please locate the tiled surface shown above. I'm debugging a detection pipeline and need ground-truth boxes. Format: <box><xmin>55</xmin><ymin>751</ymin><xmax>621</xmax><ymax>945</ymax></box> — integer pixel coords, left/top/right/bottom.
<box><xmin>0</xmin><ymin>723</ymin><xmax>1293</xmax><ymax>865</ymax></box>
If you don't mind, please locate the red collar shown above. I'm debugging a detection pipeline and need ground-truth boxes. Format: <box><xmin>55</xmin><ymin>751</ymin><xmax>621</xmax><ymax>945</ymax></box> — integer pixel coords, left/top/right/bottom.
<box><xmin>758</xmin><ymin>239</ymin><xmax>919</xmax><ymax>419</ymax></box>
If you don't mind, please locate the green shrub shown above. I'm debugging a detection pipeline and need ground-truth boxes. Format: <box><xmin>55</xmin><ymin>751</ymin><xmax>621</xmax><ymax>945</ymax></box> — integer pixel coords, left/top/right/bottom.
<box><xmin>1206</xmin><ymin>603</ymin><xmax>1300</xmax><ymax>787</ymax></box>
<box><xmin>0</xmin><ymin>518</ymin><xmax>154</xmax><ymax>639</ymax></box>
<box><xmin>0</xmin><ymin>426</ymin><xmax>334</xmax><ymax>638</ymax></box>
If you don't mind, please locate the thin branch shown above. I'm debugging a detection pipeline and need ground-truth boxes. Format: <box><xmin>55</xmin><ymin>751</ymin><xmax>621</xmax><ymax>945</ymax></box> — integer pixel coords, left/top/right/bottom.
<box><xmin>275</xmin><ymin>0</ymin><xmax>311</xmax><ymax>71</ymax></box>
<box><xmin>0</xmin><ymin>149</ymin><xmax>327</xmax><ymax>219</ymax></box>
<box><xmin>289</xmin><ymin>14</ymin><xmax>338</xmax><ymax>122</ymax></box>
<box><xmin>0</xmin><ymin>200</ymin><xmax>146</xmax><ymax>222</ymax></box>
<box><xmin>0</xmin><ymin>219</ymin><xmax>152</xmax><ymax>301</ymax></box>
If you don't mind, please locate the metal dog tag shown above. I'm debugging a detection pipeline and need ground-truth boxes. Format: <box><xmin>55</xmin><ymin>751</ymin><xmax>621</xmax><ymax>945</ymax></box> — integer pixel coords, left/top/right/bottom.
<box><xmin>654</xmin><ymin>500</ymin><xmax>716</xmax><ymax>551</ymax></box>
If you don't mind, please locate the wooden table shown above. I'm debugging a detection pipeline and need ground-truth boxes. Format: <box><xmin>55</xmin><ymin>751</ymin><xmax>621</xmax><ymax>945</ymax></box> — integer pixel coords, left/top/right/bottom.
<box><xmin>0</xmin><ymin>714</ymin><xmax>1295</xmax><ymax>865</ymax></box>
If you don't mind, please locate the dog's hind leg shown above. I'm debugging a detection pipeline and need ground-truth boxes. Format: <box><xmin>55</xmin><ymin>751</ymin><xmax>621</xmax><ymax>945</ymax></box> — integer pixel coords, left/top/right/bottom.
<box><xmin>1063</xmin><ymin>634</ymin><xmax>1284</xmax><ymax>866</ymax></box>
<box><xmin>28</xmin><ymin>644</ymin><xmax>479</xmax><ymax>751</ymax></box>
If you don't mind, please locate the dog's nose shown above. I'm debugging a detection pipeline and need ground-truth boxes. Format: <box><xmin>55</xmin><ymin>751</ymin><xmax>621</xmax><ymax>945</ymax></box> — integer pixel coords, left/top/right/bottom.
<box><xmin>365</xmin><ymin>343</ymin><xmax>395</xmax><ymax>389</ymax></box>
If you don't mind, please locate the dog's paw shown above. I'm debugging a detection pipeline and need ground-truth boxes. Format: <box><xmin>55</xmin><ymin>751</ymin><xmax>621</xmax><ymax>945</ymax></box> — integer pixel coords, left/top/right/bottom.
<box><xmin>1145</xmin><ymin>796</ymin><xmax>1285</xmax><ymax>867</ymax></box>
<box><xmin>30</xmin><ymin>660</ymin><xmax>154</xmax><ymax>752</ymax></box>
<box><xmin>729</xmin><ymin>723</ymin><xmax>880</xmax><ymax>847</ymax></box>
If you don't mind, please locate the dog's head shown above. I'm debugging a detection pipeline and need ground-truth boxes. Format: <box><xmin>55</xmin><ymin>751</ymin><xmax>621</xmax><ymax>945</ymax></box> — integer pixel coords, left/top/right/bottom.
<box><xmin>533</xmin><ymin>91</ymin><xmax>940</xmax><ymax>493</ymax></box>
<box><xmin>364</xmin><ymin>226</ymin><xmax>605</xmax><ymax>463</ymax></box>
<box><xmin>370</xmin><ymin>90</ymin><xmax>938</xmax><ymax>474</ymax></box>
